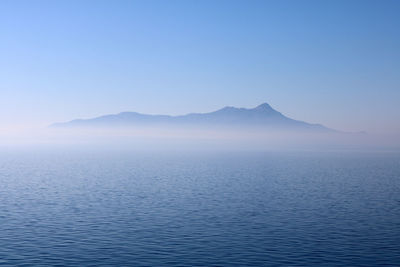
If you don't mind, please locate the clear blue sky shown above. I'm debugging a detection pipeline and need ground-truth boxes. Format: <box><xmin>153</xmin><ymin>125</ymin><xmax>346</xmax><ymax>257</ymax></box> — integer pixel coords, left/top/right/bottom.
<box><xmin>0</xmin><ymin>0</ymin><xmax>399</xmax><ymax>133</ymax></box>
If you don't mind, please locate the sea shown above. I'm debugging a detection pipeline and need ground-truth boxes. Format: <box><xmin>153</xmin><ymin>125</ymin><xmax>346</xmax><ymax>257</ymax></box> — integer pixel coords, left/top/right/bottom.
<box><xmin>0</xmin><ymin>148</ymin><xmax>399</xmax><ymax>266</ymax></box>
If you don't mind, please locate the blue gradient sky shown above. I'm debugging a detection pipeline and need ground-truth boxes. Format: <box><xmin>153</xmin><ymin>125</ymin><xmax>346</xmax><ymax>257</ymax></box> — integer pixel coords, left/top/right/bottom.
<box><xmin>0</xmin><ymin>0</ymin><xmax>399</xmax><ymax>133</ymax></box>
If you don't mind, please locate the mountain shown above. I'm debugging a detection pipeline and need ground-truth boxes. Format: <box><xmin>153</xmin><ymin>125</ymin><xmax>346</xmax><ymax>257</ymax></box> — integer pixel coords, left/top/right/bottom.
<box><xmin>50</xmin><ymin>103</ymin><xmax>336</xmax><ymax>133</ymax></box>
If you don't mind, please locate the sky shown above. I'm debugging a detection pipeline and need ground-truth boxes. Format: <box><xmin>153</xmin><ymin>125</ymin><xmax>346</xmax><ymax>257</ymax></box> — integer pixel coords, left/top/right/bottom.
<box><xmin>0</xmin><ymin>0</ymin><xmax>399</xmax><ymax>134</ymax></box>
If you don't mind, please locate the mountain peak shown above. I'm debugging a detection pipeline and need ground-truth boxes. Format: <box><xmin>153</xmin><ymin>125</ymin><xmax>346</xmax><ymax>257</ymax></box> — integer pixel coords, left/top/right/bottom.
<box><xmin>254</xmin><ymin>103</ymin><xmax>275</xmax><ymax>111</ymax></box>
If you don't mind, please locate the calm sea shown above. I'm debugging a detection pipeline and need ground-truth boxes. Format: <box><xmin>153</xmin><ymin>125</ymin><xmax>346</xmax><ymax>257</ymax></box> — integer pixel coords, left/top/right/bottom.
<box><xmin>0</xmin><ymin>149</ymin><xmax>399</xmax><ymax>266</ymax></box>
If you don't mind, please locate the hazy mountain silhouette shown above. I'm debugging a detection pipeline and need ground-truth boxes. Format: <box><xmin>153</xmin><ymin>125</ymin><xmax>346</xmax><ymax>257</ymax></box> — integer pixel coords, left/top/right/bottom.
<box><xmin>51</xmin><ymin>103</ymin><xmax>336</xmax><ymax>132</ymax></box>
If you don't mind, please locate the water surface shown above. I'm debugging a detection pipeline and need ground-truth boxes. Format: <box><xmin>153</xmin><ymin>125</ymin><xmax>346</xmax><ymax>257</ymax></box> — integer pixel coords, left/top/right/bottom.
<box><xmin>0</xmin><ymin>150</ymin><xmax>399</xmax><ymax>266</ymax></box>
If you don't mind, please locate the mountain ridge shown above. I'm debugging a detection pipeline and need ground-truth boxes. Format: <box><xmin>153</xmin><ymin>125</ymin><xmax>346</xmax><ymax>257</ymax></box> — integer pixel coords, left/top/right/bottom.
<box><xmin>50</xmin><ymin>103</ymin><xmax>337</xmax><ymax>133</ymax></box>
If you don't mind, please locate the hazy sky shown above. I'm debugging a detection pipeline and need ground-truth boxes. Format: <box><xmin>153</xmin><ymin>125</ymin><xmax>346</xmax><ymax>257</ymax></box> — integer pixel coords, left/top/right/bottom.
<box><xmin>1</xmin><ymin>0</ymin><xmax>399</xmax><ymax>133</ymax></box>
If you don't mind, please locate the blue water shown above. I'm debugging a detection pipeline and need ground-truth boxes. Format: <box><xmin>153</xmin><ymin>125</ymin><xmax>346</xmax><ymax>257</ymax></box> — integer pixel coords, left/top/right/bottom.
<box><xmin>0</xmin><ymin>150</ymin><xmax>399</xmax><ymax>266</ymax></box>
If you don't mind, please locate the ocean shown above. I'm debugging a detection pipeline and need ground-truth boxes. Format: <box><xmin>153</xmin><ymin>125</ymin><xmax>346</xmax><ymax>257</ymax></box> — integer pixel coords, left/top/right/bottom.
<box><xmin>0</xmin><ymin>149</ymin><xmax>399</xmax><ymax>266</ymax></box>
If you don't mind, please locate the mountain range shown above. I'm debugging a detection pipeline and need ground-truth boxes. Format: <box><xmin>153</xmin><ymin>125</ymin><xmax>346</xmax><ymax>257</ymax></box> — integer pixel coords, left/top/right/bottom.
<box><xmin>51</xmin><ymin>103</ymin><xmax>337</xmax><ymax>133</ymax></box>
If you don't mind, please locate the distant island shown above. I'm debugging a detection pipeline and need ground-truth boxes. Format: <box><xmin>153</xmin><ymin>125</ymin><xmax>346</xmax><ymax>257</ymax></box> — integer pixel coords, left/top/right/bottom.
<box><xmin>51</xmin><ymin>103</ymin><xmax>338</xmax><ymax>133</ymax></box>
